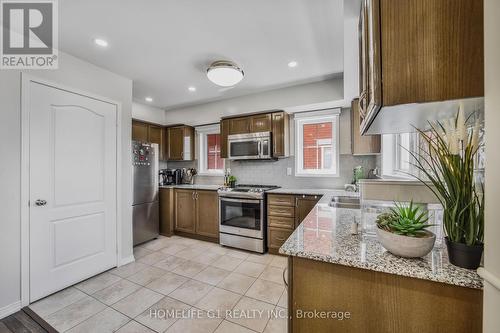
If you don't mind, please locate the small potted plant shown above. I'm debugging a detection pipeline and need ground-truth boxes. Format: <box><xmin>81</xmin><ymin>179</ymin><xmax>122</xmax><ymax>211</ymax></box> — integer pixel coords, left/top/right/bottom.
<box><xmin>228</xmin><ymin>175</ymin><xmax>237</xmax><ymax>188</ymax></box>
<box><xmin>376</xmin><ymin>201</ymin><xmax>436</xmax><ymax>258</ymax></box>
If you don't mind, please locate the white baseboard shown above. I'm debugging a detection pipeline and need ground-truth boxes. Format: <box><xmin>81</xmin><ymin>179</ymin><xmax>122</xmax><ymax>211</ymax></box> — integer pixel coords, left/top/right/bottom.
<box><xmin>119</xmin><ymin>255</ymin><xmax>135</xmax><ymax>266</ymax></box>
<box><xmin>0</xmin><ymin>300</ymin><xmax>21</xmax><ymax>319</ymax></box>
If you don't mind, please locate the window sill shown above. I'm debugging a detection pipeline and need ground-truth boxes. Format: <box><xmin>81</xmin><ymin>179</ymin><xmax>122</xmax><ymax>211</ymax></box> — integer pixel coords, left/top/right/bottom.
<box><xmin>197</xmin><ymin>172</ymin><xmax>224</xmax><ymax>177</ymax></box>
<box><xmin>294</xmin><ymin>172</ymin><xmax>340</xmax><ymax>178</ymax></box>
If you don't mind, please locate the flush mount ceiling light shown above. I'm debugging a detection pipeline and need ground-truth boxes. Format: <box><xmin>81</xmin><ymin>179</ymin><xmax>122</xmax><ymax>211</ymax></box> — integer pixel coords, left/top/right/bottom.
<box><xmin>94</xmin><ymin>38</ymin><xmax>108</xmax><ymax>47</ymax></box>
<box><xmin>188</xmin><ymin>86</ymin><xmax>197</xmax><ymax>92</ymax></box>
<box><xmin>206</xmin><ymin>60</ymin><xmax>244</xmax><ymax>87</ymax></box>
<box><xmin>145</xmin><ymin>97</ymin><xmax>153</xmax><ymax>102</ymax></box>
<box><xmin>288</xmin><ymin>60</ymin><xmax>298</xmax><ymax>68</ymax></box>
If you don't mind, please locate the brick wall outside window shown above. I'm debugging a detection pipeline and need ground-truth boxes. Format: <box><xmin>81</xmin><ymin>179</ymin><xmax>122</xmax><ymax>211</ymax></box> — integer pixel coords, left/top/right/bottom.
<box><xmin>207</xmin><ymin>133</ymin><xmax>223</xmax><ymax>170</ymax></box>
<box><xmin>302</xmin><ymin>122</ymin><xmax>332</xmax><ymax>169</ymax></box>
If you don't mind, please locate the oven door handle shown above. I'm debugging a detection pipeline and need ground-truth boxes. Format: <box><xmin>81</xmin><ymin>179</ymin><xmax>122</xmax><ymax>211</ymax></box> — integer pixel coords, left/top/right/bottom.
<box><xmin>219</xmin><ymin>197</ymin><xmax>261</xmax><ymax>204</ymax></box>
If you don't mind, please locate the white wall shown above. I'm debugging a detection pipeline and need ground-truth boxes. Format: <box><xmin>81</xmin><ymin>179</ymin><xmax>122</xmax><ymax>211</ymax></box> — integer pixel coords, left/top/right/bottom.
<box><xmin>132</xmin><ymin>102</ymin><xmax>165</xmax><ymax>124</ymax></box>
<box><xmin>0</xmin><ymin>52</ymin><xmax>133</xmax><ymax>313</ymax></box>
<box><xmin>164</xmin><ymin>78</ymin><xmax>343</xmax><ymax>126</ymax></box>
<box><xmin>483</xmin><ymin>0</ymin><xmax>500</xmax><ymax>331</ymax></box>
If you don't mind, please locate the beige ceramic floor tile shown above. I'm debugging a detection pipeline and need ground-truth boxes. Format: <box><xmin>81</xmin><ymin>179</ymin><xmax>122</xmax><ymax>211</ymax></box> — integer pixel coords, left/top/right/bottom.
<box><xmin>135</xmin><ymin>296</ymin><xmax>191</xmax><ymax>333</ymax></box>
<box><xmin>263</xmin><ymin>307</ymin><xmax>287</xmax><ymax>333</ymax></box>
<box><xmin>141</xmin><ymin>238</ymin><xmax>171</xmax><ymax>251</ymax></box>
<box><xmin>45</xmin><ymin>295</ymin><xmax>106</xmax><ymax>332</ymax></box>
<box><xmin>92</xmin><ymin>279</ymin><xmax>141</xmax><ymax>306</ymax></box>
<box><xmin>173</xmin><ymin>247</ymin><xmax>205</xmax><ymax>260</ymax></box>
<box><xmin>110</xmin><ymin>262</ymin><xmax>149</xmax><ymax>278</ymax></box>
<box><xmin>172</xmin><ymin>261</ymin><xmax>207</xmax><ymax>278</ymax></box>
<box><xmin>134</xmin><ymin>247</ymin><xmax>153</xmax><ymax>259</ymax></box>
<box><xmin>74</xmin><ymin>272</ymin><xmax>122</xmax><ymax>294</ymax></box>
<box><xmin>137</xmin><ymin>251</ymin><xmax>169</xmax><ymax>265</ymax></box>
<box><xmin>259</xmin><ymin>266</ymin><xmax>285</xmax><ymax>286</ymax></box>
<box><xmin>146</xmin><ymin>272</ymin><xmax>188</xmax><ymax>295</ymax></box>
<box><xmin>277</xmin><ymin>290</ymin><xmax>287</xmax><ymax>309</ymax></box>
<box><xmin>126</xmin><ymin>266</ymin><xmax>168</xmax><ymax>286</ymax></box>
<box><xmin>234</xmin><ymin>261</ymin><xmax>267</xmax><ymax>278</ymax></box>
<box><xmin>190</xmin><ymin>252</ymin><xmax>222</xmax><ymax>265</ymax></box>
<box><xmin>112</xmin><ymin>287</ymin><xmax>163</xmax><ymax>318</ymax></box>
<box><xmin>269</xmin><ymin>255</ymin><xmax>288</xmax><ymax>269</ymax></box>
<box><xmin>165</xmin><ymin>313</ymin><xmax>222</xmax><ymax>333</ymax></box>
<box><xmin>211</xmin><ymin>255</ymin><xmax>244</xmax><ymax>271</ymax></box>
<box><xmin>115</xmin><ymin>320</ymin><xmax>156</xmax><ymax>333</ymax></box>
<box><xmin>168</xmin><ymin>279</ymin><xmax>213</xmax><ymax>306</ymax></box>
<box><xmin>66</xmin><ymin>307</ymin><xmax>129</xmax><ymax>333</ymax></box>
<box><xmin>214</xmin><ymin>320</ymin><xmax>255</xmax><ymax>333</ymax></box>
<box><xmin>245</xmin><ymin>279</ymin><xmax>284</xmax><ymax>305</ymax></box>
<box><xmin>193</xmin><ymin>266</ymin><xmax>231</xmax><ymax>286</ymax></box>
<box><xmin>227</xmin><ymin>297</ymin><xmax>275</xmax><ymax>333</ymax></box>
<box><xmin>160</xmin><ymin>244</ymin><xmax>188</xmax><ymax>255</ymax></box>
<box><xmin>29</xmin><ymin>287</ymin><xmax>87</xmax><ymax>317</ymax></box>
<box><xmin>217</xmin><ymin>272</ymin><xmax>256</xmax><ymax>295</ymax></box>
<box><xmin>194</xmin><ymin>287</ymin><xmax>241</xmax><ymax>316</ymax></box>
<box><xmin>246</xmin><ymin>254</ymin><xmax>274</xmax><ymax>265</ymax></box>
<box><xmin>153</xmin><ymin>255</ymin><xmax>187</xmax><ymax>271</ymax></box>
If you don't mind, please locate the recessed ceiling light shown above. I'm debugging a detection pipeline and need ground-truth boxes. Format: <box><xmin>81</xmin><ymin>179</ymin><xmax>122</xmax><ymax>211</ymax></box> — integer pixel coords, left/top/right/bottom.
<box><xmin>288</xmin><ymin>61</ymin><xmax>298</xmax><ymax>68</ymax></box>
<box><xmin>188</xmin><ymin>86</ymin><xmax>197</xmax><ymax>92</ymax></box>
<box><xmin>94</xmin><ymin>38</ymin><xmax>108</xmax><ymax>47</ymax></box>
<box><xmin>207</xmin><ymin>60</ymin><xmax>244</xmax><ymax>87</ymax></box>
<box><xmin>145</xmin><ymin>97</ymin><xmax>153</xmax><ymax>102</ymax></box>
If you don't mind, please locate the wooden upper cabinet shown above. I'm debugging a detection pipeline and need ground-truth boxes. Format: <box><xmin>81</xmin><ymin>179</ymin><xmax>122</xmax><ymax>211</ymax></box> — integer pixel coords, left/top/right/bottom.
<box><xmin>132</xmin><ymin>120</ymin><xmax>149</xmax><ymax>142</ymax></box>
<box><xmin>229</xmin><ymin>117</ymin><xmax>251</xmax><ymax>135</ymax></box>
<box><xmin>351</xmin><ymin>99</ymin><xmax>380</xmax><ymax>155</ymax></box>
<box><xmin>195</xmin><ymin>190</ymin><xmax>219</xmax><ymax>238</ymax></box>
<box><xmin>359</xmin><ymin>0</ymin><xmax>484</xmax><ymax>133</ymax></box>
<box><xmin>220</xmin><ymin>119</ymin><xmax>230</xmax><ymax>159</ymax></box>
<box><xmin>174</xmin><ymin>189</ymin><xmax>196</xmax><ymax>234</ymax></box>
<box><xmin>148</xmin><ymin>124</ymin><xmax>165</xmax><ymax>160</ymax></box>
<box><xmin>250</xmin><ymin>114</ymin><xmax>272</xmax><ymax>132</ymax></box>
<box><xmin>271</xmin><ymin>112</ymin><xmax>289</xmax><ymax>157</ymax></box>
<box><xmin>167</xmin><ymin>126</ymin><xmax>194</xmax><ymax>161</ymax></box>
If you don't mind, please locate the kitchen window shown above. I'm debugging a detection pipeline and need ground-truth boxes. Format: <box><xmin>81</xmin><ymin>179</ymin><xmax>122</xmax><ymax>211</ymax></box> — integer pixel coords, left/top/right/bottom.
<box><xmin>295</xmin><ymin>109</ymin><xmax>340</xmax><ymax>177</ymax></box>
<box><xmin>196</xmin><ymin>124</ymin><xmax>224</xmax><ymax>175</ymax></box>
<box><xmin>382</xmin><ymin>132</ymin><xmax>424</xmax><ymax>178</ymax></box>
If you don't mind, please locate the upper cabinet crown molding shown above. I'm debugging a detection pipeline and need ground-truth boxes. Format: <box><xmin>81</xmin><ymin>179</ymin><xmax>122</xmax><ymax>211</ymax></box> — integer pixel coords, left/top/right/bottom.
<box><xmin>358</xmin><ymin>0</ymin><xmax>484</xmax><ymax>134</ymax></box>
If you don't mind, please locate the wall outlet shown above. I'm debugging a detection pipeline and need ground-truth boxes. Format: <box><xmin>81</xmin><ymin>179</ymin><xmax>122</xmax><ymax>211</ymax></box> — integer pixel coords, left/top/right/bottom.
<box><xmin>286</xmin><ymin>167</ymin><xmax>292</xmax><ymax>176</ymax></box>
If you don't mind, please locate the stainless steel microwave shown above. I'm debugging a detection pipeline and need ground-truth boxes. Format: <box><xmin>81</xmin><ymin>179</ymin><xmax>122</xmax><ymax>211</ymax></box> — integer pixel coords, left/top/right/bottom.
<box><xmin>228</xmin><ymin>132</ymin><xmax>272</xmax><ymax>160</ymax></box>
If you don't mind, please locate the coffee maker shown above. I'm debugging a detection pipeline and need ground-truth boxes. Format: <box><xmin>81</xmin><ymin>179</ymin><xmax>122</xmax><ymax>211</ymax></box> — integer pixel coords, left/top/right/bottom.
<box><xmin>160</xmin><ymin>169</ymin><xmax>182</xmax><ymax>185</ymax></box>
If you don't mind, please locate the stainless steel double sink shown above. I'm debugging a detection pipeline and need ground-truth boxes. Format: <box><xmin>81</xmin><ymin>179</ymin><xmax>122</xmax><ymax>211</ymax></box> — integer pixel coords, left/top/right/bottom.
<box><xmin>329</xmin><ymin>196</ymin><xmax>361</xmax><ymax>209</ymax></box>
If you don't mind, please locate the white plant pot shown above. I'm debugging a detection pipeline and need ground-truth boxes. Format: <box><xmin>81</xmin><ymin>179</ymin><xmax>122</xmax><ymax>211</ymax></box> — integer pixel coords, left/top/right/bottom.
<box><xmin>376</xmin><ymin>227</ymin><xmax>436</xmax><ymax>258</ymax></box>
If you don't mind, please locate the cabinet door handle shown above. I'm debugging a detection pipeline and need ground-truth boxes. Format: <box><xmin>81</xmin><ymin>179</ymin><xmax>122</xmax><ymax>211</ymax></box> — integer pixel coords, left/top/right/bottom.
<box><xmin>192</xmin><ymin>192</ymin><xmax>195</xmax><ymax>200</ymax></box>
<box><xmin>295</xmin><ymin>197</ymin><xmax>298</xmax><ymax>207</ymax></box>
<box><xmin>275</xmin><ymin>236</ymin><xmax>286</xmax><ymax>241</ymax></box>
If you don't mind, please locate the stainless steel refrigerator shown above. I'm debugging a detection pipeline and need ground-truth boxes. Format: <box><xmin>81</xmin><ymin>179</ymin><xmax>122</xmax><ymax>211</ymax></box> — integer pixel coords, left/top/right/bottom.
<box><xmin>132</xmin><ymin>141</ymin><xmax>159</xmax><ymax>245</ymax></box>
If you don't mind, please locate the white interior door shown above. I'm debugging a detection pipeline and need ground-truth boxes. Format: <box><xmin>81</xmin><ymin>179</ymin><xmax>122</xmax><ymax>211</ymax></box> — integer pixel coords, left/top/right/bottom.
<box><xmin>29</xmin><ymin>81</ymin><xmax>117</xmax><ymax>302</ymax></box>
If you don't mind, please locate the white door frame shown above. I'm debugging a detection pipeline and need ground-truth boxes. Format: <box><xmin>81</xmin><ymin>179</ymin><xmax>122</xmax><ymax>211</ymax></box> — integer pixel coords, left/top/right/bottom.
<box><xmin>20</xmin><ymin>73</ymin><xmax>124</xmax><ymax>307</ymax></box>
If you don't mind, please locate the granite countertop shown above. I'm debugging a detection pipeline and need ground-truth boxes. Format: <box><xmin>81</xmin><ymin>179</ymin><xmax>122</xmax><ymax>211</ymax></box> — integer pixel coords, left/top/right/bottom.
<box><xmin>159</xmin><ymin>184</ymin><xmax>222</xmax><ymax>191</ymax></box>
<box><xmin>267</xmin><ymin>188</ymin><xmax>359</xmax><ymax>197</ymax></box>
<box><xmin>279</xmin><ymin>191</ymin><xmax>483</xmax><ymax>290</ymax></box>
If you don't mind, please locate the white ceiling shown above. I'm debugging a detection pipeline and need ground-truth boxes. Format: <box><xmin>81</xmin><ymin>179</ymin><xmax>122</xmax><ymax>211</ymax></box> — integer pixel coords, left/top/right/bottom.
<box><xmin>59</xmin><ymin>0</ymin><xmax>344</xmax><ymax>110</ymax></box>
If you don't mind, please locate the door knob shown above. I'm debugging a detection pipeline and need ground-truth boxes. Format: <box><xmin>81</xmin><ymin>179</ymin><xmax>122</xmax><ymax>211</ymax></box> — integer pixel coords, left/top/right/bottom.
<box><xmin>34</xmin><ymin>199</ymin><xmax>47</xmax><ymax>206</ymax></box>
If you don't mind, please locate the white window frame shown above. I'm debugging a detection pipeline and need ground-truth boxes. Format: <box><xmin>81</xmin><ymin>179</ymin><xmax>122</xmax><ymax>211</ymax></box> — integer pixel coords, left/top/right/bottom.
<box><xmin>294</xmin><ymin>109</ymin><xmax>340</xmax><ymax>177</ymax></box>
<box><xmin>196</xmin><ymin>124</ymin><xmax>224</xmax><ymax>176</ymax></box>
<box><xmin>382</xmin><ymin>132</ymin><xmax>421</xmax><ymax>179</ymax></box>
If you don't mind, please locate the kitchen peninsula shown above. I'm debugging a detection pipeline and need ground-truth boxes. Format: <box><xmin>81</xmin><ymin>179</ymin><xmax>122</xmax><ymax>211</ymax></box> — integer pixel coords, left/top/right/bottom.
<box><xmin>280</xmin><ymin>192</ymin><xmax>483</xmax><ymax>333</ymax></box>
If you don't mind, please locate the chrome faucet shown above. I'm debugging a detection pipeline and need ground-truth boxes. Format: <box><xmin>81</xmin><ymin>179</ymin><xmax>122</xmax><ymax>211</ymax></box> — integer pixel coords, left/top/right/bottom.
<box><xmin>344</xmin><ymin>183</ymin><xmax>358</xmax><ymax>192</ymax></box>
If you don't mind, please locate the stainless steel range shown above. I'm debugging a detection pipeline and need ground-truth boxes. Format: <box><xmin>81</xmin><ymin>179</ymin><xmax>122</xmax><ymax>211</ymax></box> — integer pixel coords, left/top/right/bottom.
<box><xmin>218</xmin><ymin>184</ymin><xmax>279</xmax><ymax>253</ymax></box>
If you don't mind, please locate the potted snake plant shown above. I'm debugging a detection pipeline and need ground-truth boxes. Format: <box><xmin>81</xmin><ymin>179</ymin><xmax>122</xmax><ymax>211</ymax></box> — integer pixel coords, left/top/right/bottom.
<box><xmin>376</xmin><ymin>201</ymin><xmax>436</xmax><ymax>258</ymax></box>
<box><xmin>409</xmin><ymin>109</ymin><xmax>484</xmax><ymax>269</ymax></box>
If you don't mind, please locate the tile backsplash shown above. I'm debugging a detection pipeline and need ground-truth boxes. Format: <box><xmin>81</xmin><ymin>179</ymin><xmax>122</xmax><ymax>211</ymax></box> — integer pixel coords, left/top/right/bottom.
<box><xmin>165</xmin><ymin>154</ymin><xmax>377</xmax><ymax>189</ymax></box>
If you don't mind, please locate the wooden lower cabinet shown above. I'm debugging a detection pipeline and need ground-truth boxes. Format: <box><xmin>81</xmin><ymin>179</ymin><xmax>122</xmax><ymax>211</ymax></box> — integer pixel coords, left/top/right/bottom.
<box><xmin>195</xmin><ymin>190</ymin><xmax>219</xmax><ymax>238</ymax></box>
<box><xmin>174</xmin><ymin>189</ymin><xmax>196</xmax><ymax>234</ymax></box>
<box><xmin>267</xmin><ymin>193</ymin><xmax>320</xmax><ymax>254</ymax></box>
<box><xmin>174</xmin><ymin>189</ymin><xmax>219</xmax><ymax>241</ymax></box>
<box><xmin>288</xmin><ymin>256</ymin><xmax>483</xmax><ymax>333</ymax></box>
<box><xmin>159</xmin><ymin>188</ymin><xmax>174</xmax><ymax>236</ymax></box>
